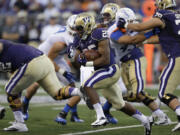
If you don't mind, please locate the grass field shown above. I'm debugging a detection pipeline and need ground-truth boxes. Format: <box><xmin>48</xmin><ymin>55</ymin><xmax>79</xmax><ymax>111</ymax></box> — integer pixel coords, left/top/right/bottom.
<box><xmin>0</xmin><ymin>89</ymin><xmax>180</xmax><ymax>135</ymax></box>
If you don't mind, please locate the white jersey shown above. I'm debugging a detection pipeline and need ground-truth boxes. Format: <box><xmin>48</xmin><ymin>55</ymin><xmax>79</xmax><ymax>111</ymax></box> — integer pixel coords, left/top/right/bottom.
<box><xmin>38</xmin><ymin>26</ymin><xmax>73</xmax><ymax>71</ymax></box>
<box><xmin>107</xmin><ymin>23</ymin><xmax>135</xmax><ymax>63</ymax></box>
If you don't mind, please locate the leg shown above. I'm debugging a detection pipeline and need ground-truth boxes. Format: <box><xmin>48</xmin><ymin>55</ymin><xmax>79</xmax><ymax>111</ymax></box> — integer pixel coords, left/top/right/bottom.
<box><xmin>22</xmin><ymin>82</ymin><xmax>40</xmax><ymax>120</ymax></box>
<box><xmin>127</xmin><ymin>57</ymin><xmax>169</xmax><ymax>125</ymax></box>
<box><xmin>158</xmin><ymin>57</ymin><xmax>180</xmax><ymax>131</ymax></box>
<box><xmin>82</xmin><ymin>65</ymin><xmax>120</xmax><ymax>126</ymax></box>
<box><xmin>103</xmin><ymin>83</ymin><xmax>153</xmax><ymax>135</ymax></box>
<box><xmin>55</xmin><ymin>96</ymin><xmax>84</xmax><ymax>125</ymax></box>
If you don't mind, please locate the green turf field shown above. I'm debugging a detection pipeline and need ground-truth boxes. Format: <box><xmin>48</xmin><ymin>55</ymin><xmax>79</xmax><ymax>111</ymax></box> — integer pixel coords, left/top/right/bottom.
<box><xmin>0</xmin><ymin>89</ymin><xmax>180</xmax><ymax>135</ymax></box>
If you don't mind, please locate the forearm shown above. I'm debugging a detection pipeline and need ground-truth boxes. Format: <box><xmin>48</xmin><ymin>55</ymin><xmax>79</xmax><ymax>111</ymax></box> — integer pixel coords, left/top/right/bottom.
<box><xmin>93</xmin><ymin>56</ymin><xmax>109</xmax><ymax>67</ymax></box>
<box><xmin>143</xmin><ymin>35</ymin><xmax>159</xmax><ymax>44</ymax></box>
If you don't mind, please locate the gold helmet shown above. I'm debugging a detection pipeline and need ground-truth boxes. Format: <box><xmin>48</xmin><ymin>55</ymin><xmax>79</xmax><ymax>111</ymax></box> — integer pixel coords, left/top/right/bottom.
<box><xmin>101</xmin><ymin>3</ymin><xmax>120</xmax><ymax>24</ymax></box>
<box><xmin>155</xmin><ymin>0</ymin><xmax>176</xmax><ymax>9</ymax></box>
<box><xmin>74</xmin><ymin>13</ymin><xmax>95</xmax><ymax>40</ymax></box>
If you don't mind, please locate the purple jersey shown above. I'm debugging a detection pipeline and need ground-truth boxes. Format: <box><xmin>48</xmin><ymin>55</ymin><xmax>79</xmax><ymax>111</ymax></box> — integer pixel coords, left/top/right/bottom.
<box><xmin>74</xmin><ymin>28</ymin><xmax>115</xmax><ymax>70</ymax></box>
<box><xmin>154</xmin><ymin>9</ymin><xmax>180</xmax><ymax>58</ymax></box>
<box><xmin>0</xmin><ymin>39</ymin><xmax>43</xmax><ymax>72</ymax></box>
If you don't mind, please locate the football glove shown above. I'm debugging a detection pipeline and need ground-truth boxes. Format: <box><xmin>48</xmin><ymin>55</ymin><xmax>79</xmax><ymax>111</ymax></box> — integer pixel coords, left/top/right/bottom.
<box><xmin>63</xmin><ymin>71</ymin><xmax>77</xmax><ymax>84</ymax></box>
<box><xmin>117</xmin><ymin>18</ymin><xmax>128</xmax><ymax>29</ymax></box>
<box><xmin>78</xmin><ymin>54</ymin><xmax>87</xmax><ymax>66</ymax></box>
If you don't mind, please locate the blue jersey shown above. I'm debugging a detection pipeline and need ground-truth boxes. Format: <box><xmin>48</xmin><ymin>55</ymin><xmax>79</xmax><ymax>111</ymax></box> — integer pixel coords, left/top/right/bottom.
<box><xmin>0</xmin><ymin>39</ymin><xmax>43</xmax><ymax>72</ymax></box>
<box><xmin>109</xmin><ymin>24</ymin><xmax>143</xmax><ymax>62</ymax></box>
<box><xmin>154</xmin><ymin>9</ymin><xmax>180</xmax><ymax>58</ymax></box>
<box><xmin>74</xmin><ymin>28</ymin><xmax>115</xmax><ymax>70</ymax></box>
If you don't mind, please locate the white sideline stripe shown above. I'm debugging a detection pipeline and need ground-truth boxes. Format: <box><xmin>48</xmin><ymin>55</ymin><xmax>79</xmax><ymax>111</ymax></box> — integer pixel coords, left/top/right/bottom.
<box><xmin>60</xmin><ymin>122</ymin><xmax>177</xmax><ymax>135</ymax></box>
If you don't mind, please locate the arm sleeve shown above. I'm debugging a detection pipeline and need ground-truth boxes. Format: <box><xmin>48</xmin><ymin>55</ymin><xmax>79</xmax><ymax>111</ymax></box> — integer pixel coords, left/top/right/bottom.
<box><xmin>110</xmin><ymin>30</ymin><xmax>123</xmax><ymax>41</ymax></box>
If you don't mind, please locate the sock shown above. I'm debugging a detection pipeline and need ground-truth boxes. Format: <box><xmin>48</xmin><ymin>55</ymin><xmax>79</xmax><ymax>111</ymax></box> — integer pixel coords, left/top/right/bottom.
<box><xmin>152</xmin><ymin>108</ymin><xmax>166</xmax><ymax>118</ymax></box>
<box><xmin>132</xmin><ymin>110</ymin><xmax>148</xmax><ymax>124</ymax></box>
<box><xmin>13</xmin><ymin>110</ymin><xmax>24</xmax><ymax>123</ymax></box>
<box><xmin>69</xmin><ymin>88</ymin><xmax>82</xmax><ymax>97</ymax></box>
<box><xmin>103</xmin><ymin>101</ymin><xmax>112</xmax><ymax>112</ymax></box>
<box><xmin>23</xmin><ymin>96</ymin><xmax>29</xmax><ymax>105</ymax></box>
<box><xmin>63</xmin><ymin>104</ymin><xmax>71</xmax><ymax>113</ymax></box>
<box><xmin>70</xmin><ymin>105</ymin><xmax>77</xmax><ymax>113</ymax></box>
<box><xmin>93</xmin><ymin>103</ymin><xmax>105</xmax><ymax>119</ymax></box>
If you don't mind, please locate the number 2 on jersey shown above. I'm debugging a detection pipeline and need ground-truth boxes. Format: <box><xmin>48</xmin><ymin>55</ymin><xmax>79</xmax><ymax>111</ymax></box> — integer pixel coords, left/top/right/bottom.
<box><xmin>175</xmin><ymin>19</ymin><xmax>180</xmax><ymax>35</ymax></box>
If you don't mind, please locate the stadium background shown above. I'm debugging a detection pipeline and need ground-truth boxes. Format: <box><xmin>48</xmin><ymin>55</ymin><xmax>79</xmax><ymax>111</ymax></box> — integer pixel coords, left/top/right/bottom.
<box><xmin>0</xmin><ymin>1</ymin><xmax>180</xmax><ymax>135</ymax></box>
<box><xmin>0</xmin><ymin>0</ymin><xmax>179</xmax><ymax>84</ymax></box>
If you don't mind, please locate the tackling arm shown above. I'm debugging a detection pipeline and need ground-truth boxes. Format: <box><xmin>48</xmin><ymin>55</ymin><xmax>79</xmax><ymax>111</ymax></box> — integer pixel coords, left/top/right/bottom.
<box><xmin>127</xmin><ymin>18</ymin><xmax>165</xmax><ymax>32</ymax></box>
<box><xmin>48</xmin><ymin>42</ymin><xmax>66</xmax><ymax>72</ymax></box>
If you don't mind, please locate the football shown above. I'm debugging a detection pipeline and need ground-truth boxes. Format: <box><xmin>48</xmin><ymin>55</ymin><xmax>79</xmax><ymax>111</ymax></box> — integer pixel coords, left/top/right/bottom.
<box><xmin>84</xmin><ymin>50</ymin><xmax>100</xmax><ymax>61</ymax></box>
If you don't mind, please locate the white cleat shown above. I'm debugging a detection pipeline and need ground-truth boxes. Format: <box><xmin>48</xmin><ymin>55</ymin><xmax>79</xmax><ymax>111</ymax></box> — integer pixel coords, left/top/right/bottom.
<box><xmin>172</xmin><ymin>122</ymin><xmax>180</xmax><ymax>132</ymax></box>
<box><xmin>4</xmin><ymin>121</ymin><xmax>28</xmax><ymax>132</ymax></box>
<box><xmin>0</xmin><ymin>106</ymin><xmax>5</xmax><ymax>119</ymax></box>
<box><xmin>91</xmin><ymin>117</ymin><xmax>108</xmax><ymax>127</ymax></box>
<box><xmin>154</xmin><ymin>115</ymin><xmax>171</xmax><ymax>125</ymax></box>
<box><xmin>142</xmin><ymin>116</ymin><xmax>154</xmax><ymax>135</ymax></box>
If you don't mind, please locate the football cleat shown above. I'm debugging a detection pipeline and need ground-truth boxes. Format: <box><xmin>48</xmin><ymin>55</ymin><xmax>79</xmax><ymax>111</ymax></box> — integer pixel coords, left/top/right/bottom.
<box><xmin>55</xmin><ymin>111</ymin><xmax>67</xmax><ymax>125</ymax></box>
<box><xmin>91</xmin><ymin>117</ymin><xmax>108</xmax><ymax>127</ymax></box>
<box><xmin>80</xmin><ymin>87</ymin><xmax>93</xmax><ymax>110</ymax></box>
<box><xmin>70</xmin><ymin>112</ymin><xmax>84</xmax><ymax>123</ymax></box>
<box><xmin>0</xmin><ymin>106</ymin><xmax>5</xmax><ymax>119</ymax></box>
<box><xmin>142</xmin><ymin>116</ymin><xmax>154</xmax><ymax>135</ymax></box>
<box><xmin>154</xmin><ymin>115</ymin><xmax>171</xmax><ymax>125</ymax></box>
<box><xmin>22</xmin><ymin>111</ymin><xmax>29</xmax><ymax>121</ymax></box>
<box><xmin>172</xmin><ymin>122</ymin><xmax>180</xmax><ymax>132</ymax></box>
<box><xmin>104</xmin><ymin>111</ymin><xmax>118</xmax><ymax>124</ymax></box>
<box><xmin>4</xmin><ymin>121</ymin><xmax>28</xmax><ymax>132</ymax></box>
<box><xmin>22</xmin><ymin>102</ymin><xmax>29</xmax><ymax>121</ymax></box>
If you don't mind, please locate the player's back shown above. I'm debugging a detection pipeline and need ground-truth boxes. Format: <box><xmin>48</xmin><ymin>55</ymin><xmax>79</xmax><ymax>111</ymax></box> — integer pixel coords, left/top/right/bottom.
<box><xmin>154</xmin><ymin>9</ymin><xmax>180</xmax><ymax>57</ymax></box>
<box><xmin>0</xmin><ymin>39</ymin><xmax>43</xmax><ymax>72</ymax></box>
<box><xmin>38</xmin><ymin>26</ymin><xmax>74</xmax><ymax>55</ymax></box>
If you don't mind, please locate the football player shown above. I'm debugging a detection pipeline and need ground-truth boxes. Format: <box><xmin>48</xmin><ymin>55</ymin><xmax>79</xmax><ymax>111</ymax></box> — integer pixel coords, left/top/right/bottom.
<box><xmin>0</xmin><ymin>105</ymin><xmax>5</xmax><ymax>119</ymax></box>
<box><xmin>99</xmin><ymin>2</ymin><xmax>123</xmax><ymax>124</ymax></box>
<box><xmin>105</xmin><ymin>7</ymin><xmax>171</xmax><ymax>125</ymax></box>
<box><xmin>21</xmin><ymin>15</ymin><xmax>84</xmax><ymax>124</ymax></box>
<box><xmin>117</xmin><ymin>0</ymin><xmax>180</xmax><ymax>132</ymax></box>
<box><xmin>0</xmin><ymin>39</ymin><xmax>82</xmax><ymax>132</ymax></box>
<box><xmin>70</xmin><ymin>13</ymin><xmax>153</xmax><ymax>135</ymax></box>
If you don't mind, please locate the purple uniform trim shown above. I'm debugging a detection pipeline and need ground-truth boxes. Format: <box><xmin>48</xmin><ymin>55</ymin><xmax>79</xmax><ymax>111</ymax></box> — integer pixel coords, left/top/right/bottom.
<box><xmin>84</xmin><ymin>65</ymin><xmax>117</xmax><ymax>88</ymax></box>
<box><xmin>134</xmin><ymin>59</ymin><xmax>144</xmax><ymax>94</ymax></box>
<box><xmin>159</xmin><ymin>58</ymin><xmax>175</xmax><ymax>98</ymax></box>
<box><xmin>6</xmin><ymin>64</ymin><xmax>28</xmax><ymax>94</ymax></box>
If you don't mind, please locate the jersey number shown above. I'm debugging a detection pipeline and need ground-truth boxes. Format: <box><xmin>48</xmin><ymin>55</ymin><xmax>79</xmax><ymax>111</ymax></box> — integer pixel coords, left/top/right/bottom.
<box><xmin>175</xmin><ymin>19</ymin><xmax>180</xmax><ymax>35</ymax></box>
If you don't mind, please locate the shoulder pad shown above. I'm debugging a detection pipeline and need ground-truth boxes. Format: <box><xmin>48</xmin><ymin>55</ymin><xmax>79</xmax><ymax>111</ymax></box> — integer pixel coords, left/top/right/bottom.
<box><xmin>91</xmin><ymin>28</ymin><xmax>108</xmax><ymax>41</ymax></box>
<box><xmin>153</xmin><ymin>9</ymin><xmax>169</xmax><ymax>19</ymax></box>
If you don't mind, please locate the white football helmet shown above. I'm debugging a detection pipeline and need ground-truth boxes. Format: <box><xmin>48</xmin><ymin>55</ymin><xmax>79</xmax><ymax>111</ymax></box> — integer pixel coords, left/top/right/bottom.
<box><xmin>66</xmin><ymin>14</ymin><xmax>77</xmax><ymax>36</ymax></box>
<box><xmin>115</xmin><ymin>8</ymin><xmax>136</xmax><ymax>24</ymax></box>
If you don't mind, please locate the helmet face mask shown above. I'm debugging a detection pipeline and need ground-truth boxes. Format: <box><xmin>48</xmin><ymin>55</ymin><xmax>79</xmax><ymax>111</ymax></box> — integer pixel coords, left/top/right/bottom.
<box><xmin>66</xmin><ymin>15</ymin><xmax>77</xmax><ymax>36</ymax></box>
<box><xmin>74</xmin><ymin>13</ymin><xmax>95</xmax><ymax>40</ymax></box>
<box><xmin>155</xmin><ymin>0</ymin><xmax>176</xmax><ymax>10</ymax></box>
<box><xmin>116</xmin><ymin>8</ymin><xmax>136</xmax><ymax>24</ymax></box>
<box><xmin>100</xmin><ymin>3</ymin><xmax>120</xmax><ymax>25</ymax></box>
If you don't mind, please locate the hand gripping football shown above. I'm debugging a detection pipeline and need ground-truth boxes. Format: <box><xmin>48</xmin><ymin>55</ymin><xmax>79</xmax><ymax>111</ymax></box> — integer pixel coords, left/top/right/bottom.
<box><xmin>84</xmin><ymin>50</ymin><xmax>100</xmax><ymax>61</ymax></box>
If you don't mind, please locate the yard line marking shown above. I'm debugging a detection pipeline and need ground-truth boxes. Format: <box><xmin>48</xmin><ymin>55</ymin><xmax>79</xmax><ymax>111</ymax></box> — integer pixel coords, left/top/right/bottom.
<box><xmin>60</xmin><ymin>122</ymin><xmax>177</xmax><ymax>135</ymax></box>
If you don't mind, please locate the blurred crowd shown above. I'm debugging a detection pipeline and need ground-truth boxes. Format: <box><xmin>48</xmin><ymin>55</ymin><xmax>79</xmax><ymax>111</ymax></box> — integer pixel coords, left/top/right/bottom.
<box><xmin>0</xmin><ymin>0</ymin><xmax>179</xmax><ymax>83</ymax></box>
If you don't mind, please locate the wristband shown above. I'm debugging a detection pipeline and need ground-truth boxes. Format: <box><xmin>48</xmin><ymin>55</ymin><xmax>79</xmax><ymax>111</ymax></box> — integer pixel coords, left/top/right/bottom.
<box><xmin>144</xmin><ymin>31</ymin><xmax>154</xmax><ymax>39</ymax></box>
<box><xmin>124</xmin><ymin>22</ymin><xmax>129</xmax><ymax>29</ymax></box>
<box><xmin>58</xmin><ymin>68</ymin><xmax>65</xmax><ymax>75</ymax></box>
<box><xmin>85</xmin><ymin>61</ymin><xmax>94</xmax><ymax>66</ymax></box>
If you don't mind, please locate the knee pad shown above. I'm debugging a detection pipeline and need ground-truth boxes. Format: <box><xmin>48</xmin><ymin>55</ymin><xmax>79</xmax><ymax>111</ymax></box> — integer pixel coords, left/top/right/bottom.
<box><xmin>159</xmin><ymin>93</ymin><xmax>177</xmax><ymax>106</ymax></box>
<box><xmin>140</xmin><ymin>91</ymin><xmax>155</xmax><ymax>106</ymax></box>
<box><xmin>54</xmin><ymin>86</ymin><xmax>71</xmax><ymax>100</ymax></box>
<box><xmin>7</xmin><ymin>94</ymin><xmax>21</xmax><ymax>109</ymax></box>
<box><xmin>123</xmin><ymin>92</ymin><xmax>141</xmax><ymax>102</ymax></box>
